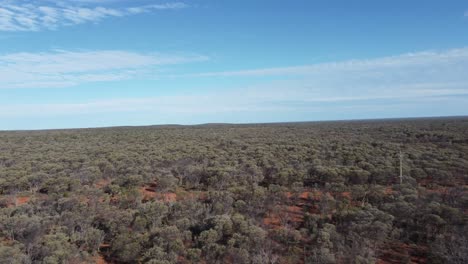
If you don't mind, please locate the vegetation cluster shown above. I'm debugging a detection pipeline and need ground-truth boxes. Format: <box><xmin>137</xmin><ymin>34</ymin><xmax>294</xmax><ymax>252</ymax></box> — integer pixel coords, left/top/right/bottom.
<box><xmin>0</xmin><ymin>117</ymin><xmax>467</xmax><ymax>263</ymax></box>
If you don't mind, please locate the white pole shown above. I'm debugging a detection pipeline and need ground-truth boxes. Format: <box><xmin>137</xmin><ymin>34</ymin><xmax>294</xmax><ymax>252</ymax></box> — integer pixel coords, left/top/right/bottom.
<box><xmin>399</xmin><ymin>150</ymin><xmax>403</xmax><ymax>184</ymax></box>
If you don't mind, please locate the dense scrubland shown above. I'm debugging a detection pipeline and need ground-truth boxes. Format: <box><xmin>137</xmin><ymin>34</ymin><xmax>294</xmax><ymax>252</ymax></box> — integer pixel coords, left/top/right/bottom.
<box><xmin>0</xmin><ymin>117</ymin><xmax>467</xmax><ymax>263</ymax></box>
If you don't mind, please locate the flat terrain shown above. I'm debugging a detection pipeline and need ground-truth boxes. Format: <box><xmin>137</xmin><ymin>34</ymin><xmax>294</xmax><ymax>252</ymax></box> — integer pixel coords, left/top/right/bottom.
<box><xmin>0</xmin><ymin>117</ymin><xmax>467</xmax><ymax>263</ymax></box>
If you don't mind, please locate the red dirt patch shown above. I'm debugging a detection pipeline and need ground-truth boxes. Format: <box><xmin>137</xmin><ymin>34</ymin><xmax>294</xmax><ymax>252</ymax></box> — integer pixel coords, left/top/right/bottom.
<box><xmin>263</xmin><ymin>188</ymin><xmax>366</xmax><ymax>229</ymax></box>
<box><xmin>16</xmin><ymin>196</ymin><xmax>30</xmax><ymax>206</ymax></box>
<box><xmin>139</xmin><ymin>183</ymin><xmax>178</xmax><ymax>203</ymax></box>
<box><xmin>263</xmin><ymin>205</ymin><xmax>305</xmax><ymax>229</ymax></box>
<box><xmin>286</xmin><ymin>191</ymin><xmax>312</xmax><ymax>200</ymax></box>
<box><xmin>161</xmin><ymin>193</ymin><xmax>177</xmax><ymax>202</ymax></box>
<box><xmin>341</xmin><ymin>191</ymin><xmax>352</xmax><ymax>199</ymax></box>
<box><xmin>93</xmin><ymin>255</ymin><xmax>109</xmax><ymax>264</ymax></box>
<box><xmin>286</xmin><ymin>205</ymin><xmax>304</xmax><ymax>222</ymax></box>
<box><xmin>425</xmin><ymin>187</ymin><xmax>449</xmax><ymax>195</ymax></box>
<box><xmin>377</xmin><ymin>242</ymin><xmax>427</xmax><ymax>264</ymax></box>
<box><xmin>99</xmin><ymin>243</ymin><xmax>111</xmax><ymax>249</ymax></box>
<box><xmin>263</xmin><ymin>213</ymin><xmax>281</xmax><ymax>228</ymax></box>
<box><xmin>176</xmin><ymin>190</ymin><xmax>207</xmax><ymax>201</ymax></box>
<box><xmin>79</xmin><ymin>195</ymin><xmax>90</xmax><ymax>204</ymax></box>
<box><xmin>95</xmin><ymin>178</ymin><xmax>111</xmax><ymax>189</ymax></box>
<box><xmin>299</xmin><ymin>191</ymin><xmax>310</xmax><ymax>199</ymax></box>
<box><xmin>4</xmin><ymin>196</ymin><xmax>31</xmax><ymax>207</ymax></box>
<box><xmin>309</xmin><ymin>190</ymin><xmax>326</xmax><ymax>201</ymax></box>
<box><xmin>384</xmin><ymin>187</ymin><xmax>393</xmax><ymax>195</ymax></box>
<box><xmin>140</xmin><ymin>186</ymin><xmax>158</xmax><ymax>201</ymax></box>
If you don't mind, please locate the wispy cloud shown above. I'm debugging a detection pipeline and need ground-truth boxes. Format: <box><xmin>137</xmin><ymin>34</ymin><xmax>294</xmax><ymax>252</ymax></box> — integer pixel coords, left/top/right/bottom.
<box><xmin>2</xmin><ymin>83</ymin><xmax>468</xmax><ymax>118</ymax></box>
<box><xmin>465</xmin><ymin>10</ymin><xmax>468</xmax><ymax>17</ymax></box>
<box><xmin>0</xmin><ymin>50</ymin><xmax>208</xmax><ymax>88</ymax></box>
<box><xmin>1</xmin><ymin>47</ymin><xmax>467</xmax><ymax>121</ymax></box>
<box><xmin>172</xmin><ymin>48</ymin><xmax>468</xmax><ymax>108</ymax></box>
<box><xmin>181</xmin><ymin>48</ymin><xmax>468</xmax><ymax>78</ymax></box>
<box><xmin>0</xmin><ymin>1</ymin><xmax>188</xmax><ymax>31</ymax></box>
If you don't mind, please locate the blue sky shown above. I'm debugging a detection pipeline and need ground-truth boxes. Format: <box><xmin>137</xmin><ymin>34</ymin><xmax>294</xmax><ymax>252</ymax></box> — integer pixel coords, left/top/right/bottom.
<box><xmin>1</xmin><ymin>0</ymin><xmax>468</xmax><ymax>130</ymax></box>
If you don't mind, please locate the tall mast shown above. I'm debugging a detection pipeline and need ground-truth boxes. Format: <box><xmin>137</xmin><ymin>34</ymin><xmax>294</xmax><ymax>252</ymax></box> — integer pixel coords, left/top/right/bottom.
<box><xmin>399</xmin><ymin>150</ymin><xmax>403</xmax><ymax>184</ymax></box>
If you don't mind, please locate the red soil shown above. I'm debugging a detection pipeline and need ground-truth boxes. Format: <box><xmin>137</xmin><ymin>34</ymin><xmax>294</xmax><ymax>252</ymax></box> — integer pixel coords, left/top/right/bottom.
<box><xmin>94</xmin><ymin>255</ymin><xmax>109</xmax><ymax>264</ymax></box>
<box><xmin>100</xmin><ymin>243</ymin><xmax>111</xmax><ymax>249</ymax></box>
<box><xmin>285</xmin><ymin>205</ymin><xmax>304</xmax><ymax>223</ymax></box>
<box><xmin>384</xmin><ymin>187</ymin><xmax>394</xmax><ymax>195</ymax></box>
<box><xmin>263</xmin><ymin>188</ymin><xmax>364</xmax><ymax>230</ymax></box>
<box><xmin>425</xmin><ymin>187</ymin><xmax>449</xmax><ymax>195</ymax></box>
<box><xmin>79</xmin><ymin>196</ymin><xmax>90</xmax><ymax>204</ymax></box>
<box><xmin>263</xmin><ymin>214</ymin><xmax>281</xmax><ymax>227</ymax></box>
<box><xmin>263</xmin><ymin>205</ymin><xmax>306</xmax><ymax>229</ymax></box>
<box><xmin>16</xmin><ymin>196</ymin><xmax>30</xmax><ymax>205</ymax></box>
<box><xmin>286</xmin><ymin>191</ymin><xmax>311</xmax><ymax>200</ymax></box>
<box><xmin>4</xmin><ymin>196</ymin><xmax>31</xmax><ymax>208</ymax></box>
<box><xmin>161</xmin><ymin>193</ymin><xmax>177</xmax><ymax>202</ymax></box>
<box><xmin>140</xmin><ymin>186</ymin><xmax>158</xmax><ymax>200</ymax></box>
<box><xmin>341</xmin><ymin>191</ymin><xmax>352</xmax><ymax>199</ymax></box>
<box><xmin>139</xmin><ymin>183</ymin><xmax>178</xmax><ymax>203</ymax></box>
<box><xmin>95</xmin><ymin>178</ymin><xmax>111</xmax><ymax>189</ymax></box>
<box><xmin>309</xmin><ymin>190</ymin><xmax>326</xmax><ymax>201</ymax></box>
<box><xmin>377</xmin><ymin>242</ymin><xmax>427</xmax><ymax>264</ymax></box>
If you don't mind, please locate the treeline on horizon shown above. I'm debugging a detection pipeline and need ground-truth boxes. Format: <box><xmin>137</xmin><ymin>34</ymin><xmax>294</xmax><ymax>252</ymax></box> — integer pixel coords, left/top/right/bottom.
<box><xmin>0</xmin><ymin>117</ymin><xmax>467</xmax><ymax>263</ymax></box>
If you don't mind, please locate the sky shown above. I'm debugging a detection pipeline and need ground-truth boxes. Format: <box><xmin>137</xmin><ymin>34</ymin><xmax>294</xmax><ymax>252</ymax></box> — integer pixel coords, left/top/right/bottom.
<box><xmin>1</xmin><ymin>0</ymin><xmax>468</xmax><ymax>130</ymax></box>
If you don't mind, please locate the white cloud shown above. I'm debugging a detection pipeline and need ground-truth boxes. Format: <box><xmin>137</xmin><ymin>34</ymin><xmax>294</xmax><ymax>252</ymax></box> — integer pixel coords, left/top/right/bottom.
<box><xmin>127</xmin><ymin>3</ymin><xmax>188</xmax><ymax>14</ymax></box>
<box><xmin>172</xmin><ymin>47</ymin><xmax>468</xmax><ymax>107</ymax></box>
<box><xmin>0</xmin><ymin>1</ymin><xmax>188</xmax><ymax>31</ymax></box>
<box><xmin>0</xmin><ymin>50</ymin><xmax>208</xmax><ymax>88</ymax></box>
<box><xmin>1</xmin><ymin>47</ymin><xmax>468</xmax><ymax>120</ymax></box>
<box><xmin>182</xmin><ymin>48</ymin><xmax>468</xmax><ymax>78</ymax></box>
<box><xmin>2</xmin><ymin>83</ymin><xmax>468</xmax><ymax>118</ymax></box>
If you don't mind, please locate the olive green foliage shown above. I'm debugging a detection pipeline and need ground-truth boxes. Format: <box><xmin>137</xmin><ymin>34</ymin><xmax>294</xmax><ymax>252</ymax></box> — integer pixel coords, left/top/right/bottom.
<box><xmin>0</xmin><ymin>118</ymin><xmax>467</xmax><ymax>263</ymax></box>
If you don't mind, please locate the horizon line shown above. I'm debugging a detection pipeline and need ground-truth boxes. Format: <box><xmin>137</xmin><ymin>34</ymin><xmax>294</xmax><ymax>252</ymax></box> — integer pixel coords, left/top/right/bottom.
<box><xmin>2</xmin><ymin>115</ymin><xmax>467</xmax><ymax>133</ymax></box>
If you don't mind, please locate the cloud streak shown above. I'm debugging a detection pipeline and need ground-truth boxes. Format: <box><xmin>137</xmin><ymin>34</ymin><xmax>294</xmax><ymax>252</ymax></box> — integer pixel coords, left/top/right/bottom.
<box><xmin>181</xmin><ymin>48</ymin><xmax>468</xmax><ymax>78</ymax></box>
<box><xmin>2</xmin><ymin>84</ymin><xmax>468</xmax><ymax>118</ymax></box>
<box><xmin>0</xmin><ymin>50</ymin><xmax>208</xmax><ymax>88</ymax></box>
<box><xmin>1</xmin><ymin>47</ymin><xmax>467</xmax><ymax>123</ymax></box>
<box><xmin>173</xmin><ymin>48</ymin><xmax>468</xmax><ymax>107</ymax></box>
<box><xmin>0</xmin><ymin>1</ymin><xmax>187</xmax><ymax>31</ymax></box>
